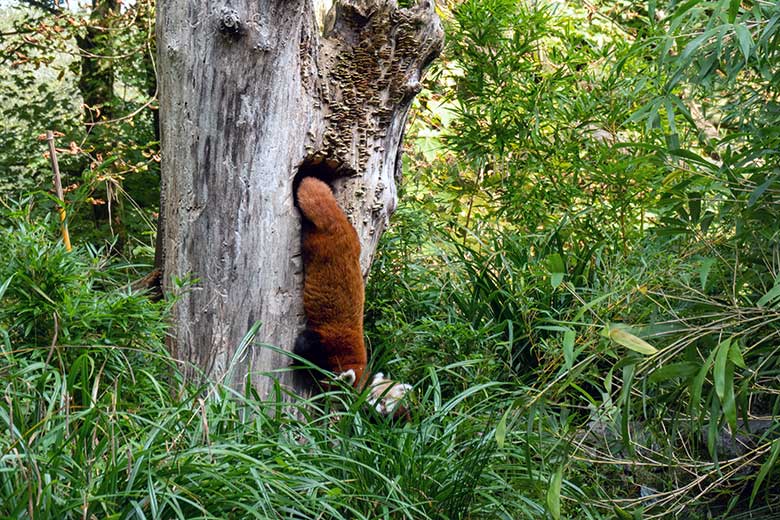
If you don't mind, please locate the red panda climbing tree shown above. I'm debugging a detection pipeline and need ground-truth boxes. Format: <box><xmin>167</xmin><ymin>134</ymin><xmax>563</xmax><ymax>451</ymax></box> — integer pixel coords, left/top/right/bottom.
<box><xmin>155</xmin><ymin>0</ymin><xmax>443</xmax><ymax>395</ymax></box>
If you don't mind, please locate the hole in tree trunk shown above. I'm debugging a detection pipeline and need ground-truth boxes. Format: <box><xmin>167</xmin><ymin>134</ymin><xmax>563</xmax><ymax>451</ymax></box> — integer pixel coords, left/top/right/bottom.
<box><xmin>293</xmin><ymin>155</ymin><xmax>355</xmax><ymax>199</ymax></box>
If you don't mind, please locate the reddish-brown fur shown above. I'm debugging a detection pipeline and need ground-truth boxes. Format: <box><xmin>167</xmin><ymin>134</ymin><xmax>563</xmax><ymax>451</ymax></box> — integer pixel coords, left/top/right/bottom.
<box><xmin>295</xmin><ymin>177</ymin><xmax>368</xmax><ymax>388</ymax></box>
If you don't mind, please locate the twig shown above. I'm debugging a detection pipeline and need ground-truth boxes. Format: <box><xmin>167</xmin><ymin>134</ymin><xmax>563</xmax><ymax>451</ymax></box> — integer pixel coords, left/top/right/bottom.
<box><xmin>45</xmin><ymin>130</ymin><xmax>72</xmax><ymax>251</ymax></box>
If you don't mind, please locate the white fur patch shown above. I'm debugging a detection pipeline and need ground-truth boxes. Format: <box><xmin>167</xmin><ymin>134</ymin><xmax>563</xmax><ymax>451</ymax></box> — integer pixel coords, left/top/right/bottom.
<box><xmin>335</xmin><ymin>369</ymin><xmax>356</xmax><ymax>386</ymax></box>
<box><xmin>368</xmin><ymin>373</ymin><xmax>411</xmax><ymax>416</ymax></box>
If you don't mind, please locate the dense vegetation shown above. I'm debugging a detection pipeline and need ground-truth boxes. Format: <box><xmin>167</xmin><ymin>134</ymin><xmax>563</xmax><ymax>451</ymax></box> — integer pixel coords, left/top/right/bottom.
<box><xmin>1</xmin><ymin>0</ymin><xmax>779</xmax><ymax>518</ymax></box>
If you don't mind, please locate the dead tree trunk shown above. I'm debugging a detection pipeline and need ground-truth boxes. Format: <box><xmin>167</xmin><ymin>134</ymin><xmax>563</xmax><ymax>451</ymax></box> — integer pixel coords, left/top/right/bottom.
<box><xmin>156</xmin><ymin>0</ymin><xmax>442</xmax><ymax>395</ymax></box>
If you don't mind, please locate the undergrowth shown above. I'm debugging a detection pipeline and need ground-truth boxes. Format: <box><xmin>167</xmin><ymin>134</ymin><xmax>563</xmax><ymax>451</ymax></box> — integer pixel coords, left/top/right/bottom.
<box><xmin>1</xmin><ymin>205</ymin><xmax>569</xmax><ymax>519</ymax></box>
<box><xmin>365</xmin><ymin>197</ymin><xmax>780</xmax><ymax>519</ymax></box>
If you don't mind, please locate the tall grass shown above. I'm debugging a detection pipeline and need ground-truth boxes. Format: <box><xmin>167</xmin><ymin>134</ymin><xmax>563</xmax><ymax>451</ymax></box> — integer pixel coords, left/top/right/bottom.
<box><xmin>365</xmin><ymin>197</ymin><xmax>780</xmax><ymax>519</ymax></box>
<box><xmin>1</xmin><ymin>205</ymin><xmax>571</xmax><ymax>519</ymax></box>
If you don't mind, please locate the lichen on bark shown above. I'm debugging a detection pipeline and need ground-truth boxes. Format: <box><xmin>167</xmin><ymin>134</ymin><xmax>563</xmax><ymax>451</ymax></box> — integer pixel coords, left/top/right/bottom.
<box><xmin>303</xmin><ymin>0</ymin><xmax>443</xmax><ymax>174</ymax></box>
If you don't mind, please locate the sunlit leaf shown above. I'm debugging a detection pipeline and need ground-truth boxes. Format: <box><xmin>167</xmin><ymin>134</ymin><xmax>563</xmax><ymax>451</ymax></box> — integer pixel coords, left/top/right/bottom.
<box><xmin>547</xmin><ymin>253</ymin><xmax>565</xmax><ymax>288</ymax></box>
<box><xmin>606</xmin><ymin>324</ymin><xmax>658</xmax><ymax>355</ymax></box>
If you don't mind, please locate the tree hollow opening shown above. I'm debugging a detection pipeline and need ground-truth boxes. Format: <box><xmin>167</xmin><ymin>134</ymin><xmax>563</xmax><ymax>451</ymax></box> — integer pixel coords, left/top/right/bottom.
<box><xmin>293</xmin><ymin>156</ymin><xmax>354</xmax><ymax>200</ymax></box>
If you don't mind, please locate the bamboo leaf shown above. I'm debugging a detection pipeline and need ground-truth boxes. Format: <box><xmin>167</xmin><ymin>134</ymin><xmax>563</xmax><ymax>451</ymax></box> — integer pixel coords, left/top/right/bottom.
<box><xmin>698</xmin><ymin>257</ymin><xmax>715</xmax><ymax>290</ymax></box>
<box><xmin>679</xmin><ymin>30</ymin><xmax>713</xmax><ymax>63</ymax></box>
<box><xmin>690</xmin><ymin>345</ymin><xmax>718</xmax><ymax>418</ymax></box>
<box><xmin>664</xmin><ymin>96</ymin><xmax>678</xmax><ymax>137</ymax></box>
<box><xmin>0</xmin><ymin>277</ymin><xmax>11</xmax><ymax>300</ymax></box>
<box><xmin>547</xmin><ymin>466</ymin><xmax>563</xmax><ymax>520</ymax></box>
<box><xmin>714</xmin><ymin>338</ymin><xmax>732</xmax><ymax>401</ymax></box>
<box><xmin>670</xmin><ymin>0</ymin><xmax>703</xmax><ymax>21</ymax></box>
<box><xmin>728</xmin><ymin>0</ymin><xmax>740</xmax><ymax>23</ymax></box>
<box><xmin>728</xmin><ymin>341</ymin><xmax>747</xmax><ymax>369</ymax></box>
<box><xmin>495</xmin><ymin>408</ymin><xmax>510</xmax><ymax>449</ymax></box>
<box><xmin>721</xmin><ymin>360</ymin><xmax>737</xmax><ymax>432</ymax></box>
<box><xmin>758</xmin><ymin>13</ymin><xmax>779</xmax><ymax>46</ymax></box>
<box><xmin>574</xmin><ymin>291</ymin><xmax>617</xmax><ymax>322</ymax></box>
<box><xmin>734</xmin><ymin>24</ymin><xmax>753</xmax><ymax>63</ymax></box>
<box><xmin>668</xmin><ymin>148</ymin><xmax>718</xmax><ymax>170</ymax></box>
<box><xmin>621</xmin><ymin>363</ymin><xmax>636</xmax><ymax>455</ymax></box>
<box><xmin>751</xmin><ymin>438</ymin><xmax>780</xmax><ymax>505</ymax></box>
<box><xmin>757</xmin><ymin>283</ymin><xmax>780</xmax><ymax>307</ymax></box>
<box><xmin>649</xmin><ymin>362</ymin><xmax>700</xmax><ymax>383</ymax></box>
<box><xmin>547</xmin><ymin>253</ymin><xmax>564</xmax><ymax>272</ymax></box>
<box><xmin>747</xmin><ymin>176</ymin><xmax>774</xmax><ymax>207</ymax></box>
<box><xmin>547</xmin><ymin>253</ymin><xmax>565</xmax><ymax>288</ymax></box>
<box><xmin>607</xmin><ymin>324</ymin><xmax>658</xmax><ymax>355</ymax></box>
<box><xmin>563</xmin><ymin>329</ymin><xmax>576</xmax><ymax>370</ymax></box>
<box><xmin>707</xmin><ymin>395</ymin><xmax>720</xmax><ymax>460</ymax></box>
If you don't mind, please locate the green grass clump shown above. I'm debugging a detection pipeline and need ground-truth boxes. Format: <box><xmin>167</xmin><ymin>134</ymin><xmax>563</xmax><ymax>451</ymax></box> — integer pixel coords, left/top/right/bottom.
<box><xmin>0</xmin><ymin>207</ymin><xmax>567</xmax><ymax>519</ymax></box>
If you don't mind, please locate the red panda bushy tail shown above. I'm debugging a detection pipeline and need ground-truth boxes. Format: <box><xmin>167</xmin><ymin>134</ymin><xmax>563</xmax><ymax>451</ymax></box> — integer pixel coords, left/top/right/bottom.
<box><xmin>296</xmin><ymin>177</ymin><xmax>349</xmax><ymax>230</ymax></box>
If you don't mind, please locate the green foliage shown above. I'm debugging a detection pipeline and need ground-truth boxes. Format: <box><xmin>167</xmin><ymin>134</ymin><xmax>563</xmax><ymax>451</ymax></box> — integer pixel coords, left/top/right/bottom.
<box><xmin>0</xmin><ymin>1</ymin><xmax>160</xmax><ymax>258</ymax></box>
<box><xmin>366</xmin><ymin>0</ymin><xmax>780</xmax><ymax>517</ymax></box>
<box><xmin>0</xmin><ymin>202</ymin><xmax>574</xmax><ymax>519</ymax></box>
<box><xmin>2</xmin><ymin>0</ymin><xmax>780</xmax><ymax>518</ymax></box>
<box><xmin>0</xmin><ymin>200</ymin><xmax>171</xmax><ymax>417</ymax></box>
<box><xmin>0</xmin><ymin>8</ymin><xmax>82</xmax><ymax>195</ymax></box>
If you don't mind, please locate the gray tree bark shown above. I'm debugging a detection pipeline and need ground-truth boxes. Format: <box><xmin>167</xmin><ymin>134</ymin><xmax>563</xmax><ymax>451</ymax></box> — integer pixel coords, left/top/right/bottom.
<box><xmin>156</xmin><ymin>0</ymin><xmax>442</xmax><ymax>396</ymax></box>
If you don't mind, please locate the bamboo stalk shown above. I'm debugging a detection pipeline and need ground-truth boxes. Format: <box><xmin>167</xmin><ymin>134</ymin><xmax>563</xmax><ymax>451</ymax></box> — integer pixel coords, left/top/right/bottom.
<box><xmin>46</xmin><ymin>130</ymin><xmax>72</xmax><ymax>252</ymax></box>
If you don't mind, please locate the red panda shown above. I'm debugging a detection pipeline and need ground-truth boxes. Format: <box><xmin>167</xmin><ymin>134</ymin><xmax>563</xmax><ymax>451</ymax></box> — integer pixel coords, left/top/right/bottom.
<box><xmin>294</xmin><ymin>176</ymin><xmax>368</xmax><ymax>388</ymax></box>
<box><xmin>294</xmin><ymin>176</ymin><xmax>411</xmax><ymax>417</ymax></box>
